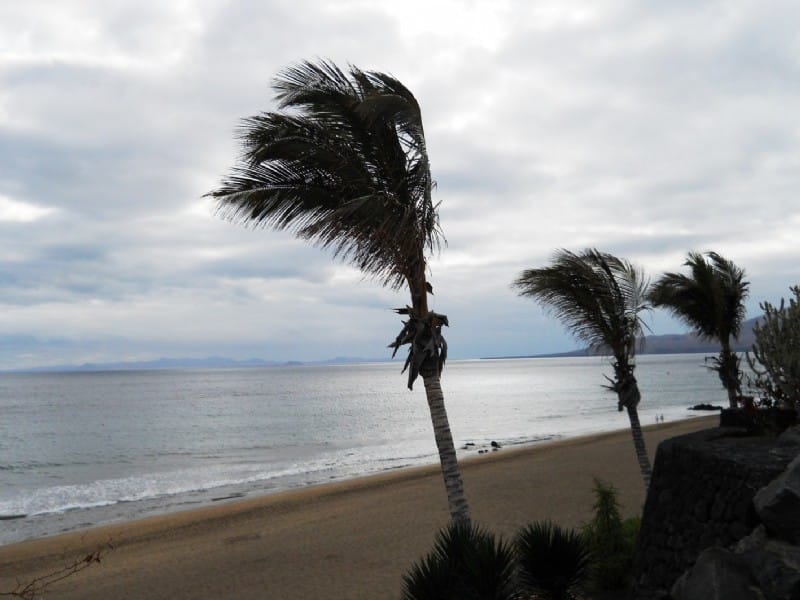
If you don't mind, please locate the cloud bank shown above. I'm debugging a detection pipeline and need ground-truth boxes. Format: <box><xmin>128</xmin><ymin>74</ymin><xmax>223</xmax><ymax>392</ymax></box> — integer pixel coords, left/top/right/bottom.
<box><xmin>1</xmin><ymin>0</ymin><xmax>798</xmax><ymax>368</ymax></box>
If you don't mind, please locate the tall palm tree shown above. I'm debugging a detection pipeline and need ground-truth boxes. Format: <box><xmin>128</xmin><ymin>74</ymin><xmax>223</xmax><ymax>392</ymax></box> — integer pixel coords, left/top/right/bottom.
<box><xmin>206</xmin><ymin>60</ymin><xmax>470</xmax><ymax>523</ymax></box>
<box><xmin>513</xmin><ymin>249</ymin><xmax>653</xmax><ymax>488</ymax></box>
<box><xmin>648</xmin><ymin>251</ymin><xmax>749</xmax><ymax>408</ymax></box>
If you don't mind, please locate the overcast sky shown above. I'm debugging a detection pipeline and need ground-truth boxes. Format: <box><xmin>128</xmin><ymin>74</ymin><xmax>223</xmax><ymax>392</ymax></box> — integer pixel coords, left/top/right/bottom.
<box><xmin>1</xmin><ymin>1</ymin><xmax>798</xmax><ymax>369</ymax></box>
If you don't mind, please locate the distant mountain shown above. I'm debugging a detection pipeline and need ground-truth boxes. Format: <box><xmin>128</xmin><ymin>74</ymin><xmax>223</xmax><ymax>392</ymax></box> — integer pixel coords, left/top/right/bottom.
<box><xmin>9</xmin><ymin>355</ymin><xmax>390</xmax><ymax>373</ymax></box>
<box><xmin>638</xmin><ymin>317</ymin><xmax>757</xmax><ymax>355</ymax></box>
<box><xmin>487</xmin><ymin>317</ymin><xmax>760</xmax><ymax>359</ymax></box>
<box><xmin>8</xmin><ymin>318</ymin><xmax>764</xmax><ymax>372</ymax></box>
<box><xmin>16</xmin><ymin>356</ymin><xmax>286</xmax><ymax>373</ymax></box>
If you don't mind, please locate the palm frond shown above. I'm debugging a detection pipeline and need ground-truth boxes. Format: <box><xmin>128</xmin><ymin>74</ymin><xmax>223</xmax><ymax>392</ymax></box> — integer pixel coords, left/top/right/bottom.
<box><xmin>648</xmin><ymin>251</ymin><xmax>749</xmax><ymax>343</ymax></box>
<box><xmin>513</xmin><ymin>249</ymin><xmax>650</xmax><ymax>362</ymax></box>
<box><xmin>206</xmin><ymin>59</ymin><xmax>443</xmax><ymax>289</ymax></box>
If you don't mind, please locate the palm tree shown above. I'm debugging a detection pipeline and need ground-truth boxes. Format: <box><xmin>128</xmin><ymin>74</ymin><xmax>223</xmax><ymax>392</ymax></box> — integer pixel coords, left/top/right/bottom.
<box><xmin>513</xmin><ymin>249</ymin><xmax>653</xmax><ymax>488</ymax></box>
<box><xmin>648</xmin><ymin>251</ymin><xmax>749</xmax><ymax>408</ymax></box>
<box><xmin>205</xmin><ymin>60</ymin><xmax>470</xmax><ymax>523</ymax></box>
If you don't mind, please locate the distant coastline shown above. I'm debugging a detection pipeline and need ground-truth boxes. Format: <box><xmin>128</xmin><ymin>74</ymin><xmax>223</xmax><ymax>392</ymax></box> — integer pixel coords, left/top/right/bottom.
<box><xmin>483</xmin><ymin>317</ymin><xmax>758</xmax><ymax>360</ymax></box>
<box><xmin>5</xmin><ymin>317</ymin><xmax>759</xmax><ymax>373</ymax></box>
<box><xmin>3</xmin><ymin>355</ymin><xmax>390</xmax><ymax>374</ymax></box>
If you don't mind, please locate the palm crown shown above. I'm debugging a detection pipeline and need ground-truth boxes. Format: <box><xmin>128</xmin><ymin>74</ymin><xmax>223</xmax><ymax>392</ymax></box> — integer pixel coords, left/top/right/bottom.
<box><xmin>648</xmin><ymin>251</ymin><xmax>748</xmax><ymax>343</ymax></box>
<box><xmin>648</xmin><ymin>251</ymin><xmax>749</xmax><ymax>406</ymax></box>
<box><xmin>513</xmin><ymin>248</ymin><xmax>650</xmax><ymax>366</ymax></box>
<box><xmin>207</xmin><ymin>59</ymin><xmax>442</xmax><ymax>293</ymax></box>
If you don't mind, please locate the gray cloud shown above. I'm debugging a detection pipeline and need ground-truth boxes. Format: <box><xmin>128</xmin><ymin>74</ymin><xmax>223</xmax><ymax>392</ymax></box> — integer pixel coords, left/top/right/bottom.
<box><xmin>0</xmin><ymin>1</ymin><xmax>798</xmax><ymax>369</ymax></box>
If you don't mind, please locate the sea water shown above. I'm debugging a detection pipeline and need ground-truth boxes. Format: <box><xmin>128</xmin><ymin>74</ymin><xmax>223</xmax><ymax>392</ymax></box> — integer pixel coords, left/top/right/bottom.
<box><xmin>0</xmin><ymin>354</ymin><xmax>724</xmax><ymax>545</ymax></box>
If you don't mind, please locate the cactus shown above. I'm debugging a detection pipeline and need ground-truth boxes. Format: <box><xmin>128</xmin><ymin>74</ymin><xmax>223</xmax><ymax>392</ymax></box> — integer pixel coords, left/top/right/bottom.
<box><xmin>746</xmin><ymin>286</ymin><xmax>800</xmax><ymax>409</ymax></box>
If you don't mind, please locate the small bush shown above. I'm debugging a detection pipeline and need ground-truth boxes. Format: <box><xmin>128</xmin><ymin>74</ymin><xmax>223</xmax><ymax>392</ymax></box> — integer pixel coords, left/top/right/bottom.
<box><xmin>747</xmin><ymin>285</ymin><xmax>800</xmax><ymax>410</ymax></box>
<box><xmin>402</xmin><ymin>520</ymin><xmax>590</xmax><ymax>600</ymax></box>
<box><xmin>402</xmin><ymin>481</ymin><xmax>638</xmax><ymax>598</ymax></box>
<box><xmin>515</xmin><ymin>520</ymin><xmax>591</xmax><ymax>600</ymax></box>
<box><xmin>581</xmin><ymin>478</ymin><xmax>639</xmax><ymax>591</ymax></box>
<box><xmin>401</xmin><ymin>521</ymin><xmax>517</xmax><ymax>600</ymax></box>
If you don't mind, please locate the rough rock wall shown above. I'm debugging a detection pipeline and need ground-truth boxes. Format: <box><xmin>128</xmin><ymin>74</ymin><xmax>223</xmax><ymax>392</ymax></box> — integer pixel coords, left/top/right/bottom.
<box><xmin>631</xmin><ymin>427</ymin><xmax>799</xmax><ymax>599</ymax></box>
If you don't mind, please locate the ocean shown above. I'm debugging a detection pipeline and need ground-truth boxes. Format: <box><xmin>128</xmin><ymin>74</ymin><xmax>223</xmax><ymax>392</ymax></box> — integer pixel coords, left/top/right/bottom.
<box><xmin>0</xmin><ymin>354</ymin><xmax>724</xmax><ymax>545</ymax></box>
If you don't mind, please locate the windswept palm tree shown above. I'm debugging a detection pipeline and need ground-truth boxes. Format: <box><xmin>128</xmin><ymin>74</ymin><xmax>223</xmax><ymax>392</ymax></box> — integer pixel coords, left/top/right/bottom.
<box><xmin>513</xmin><ymin>249</ymin><xmax>653</xmax><ymax>488</ymax></box>
<box><xmin>206</xmin><ymin>60</ymin><xmax>470</xmax><ymax>523</ymax></box>
<box><xmin>648</xmin><ymin>251</ymin><xmax>749</xmax><ymax>408</ymax></box>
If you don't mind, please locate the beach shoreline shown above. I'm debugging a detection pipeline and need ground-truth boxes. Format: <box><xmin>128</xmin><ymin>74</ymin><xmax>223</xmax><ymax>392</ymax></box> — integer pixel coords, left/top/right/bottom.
<box><xmin>0</xmin><ymin>416</ymin><xmax>716</xmax><ymax>599</ymax></box>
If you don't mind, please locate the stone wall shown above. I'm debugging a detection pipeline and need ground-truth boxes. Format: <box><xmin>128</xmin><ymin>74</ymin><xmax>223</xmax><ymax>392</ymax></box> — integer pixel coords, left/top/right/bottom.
<box><xmin>631</xmin><ymin>426</ymin><xmax>800</xmax><ymax>599</ymax></box>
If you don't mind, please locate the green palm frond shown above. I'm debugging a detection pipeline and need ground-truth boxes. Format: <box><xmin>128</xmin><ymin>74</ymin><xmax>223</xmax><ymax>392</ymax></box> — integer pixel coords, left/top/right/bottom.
<box><xmin>512</xmin><ymin>249</ymin><xmax>650</xmax><ymax>362</ymax></box>
<box><xmin>206</xmin><ymin>59</ymin><xmax>443</xmax><ymax>289</ymax></box>
<box><xmin>648</xmin><ymin>251</ymin><xmax>749</xmax><ymax>342</ymax></box>
<box><xmin>649</xmin><ymin>251</ymin><xmax>748</xmax><ymax>404</ymax></box>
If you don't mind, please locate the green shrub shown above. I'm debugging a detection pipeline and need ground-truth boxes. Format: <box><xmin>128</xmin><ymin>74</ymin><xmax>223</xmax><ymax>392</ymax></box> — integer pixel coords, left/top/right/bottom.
<box><xmin>747</xmin><ymin>285</ymin><xmax>800</xmax><ymax>410</ymax></box>
<box><xmin>401</xmin><ymin>521</ymin><xmax>517</xmax><ymax>600</ymax></box>
<box><xmin>581</xmin><ymin>478</ymin><xmax>639</xmax><ymax>591</ymax></box>
<box><xmin>402</xmin><ymin>481</ymin><xmax>638</xmax><ymax>598</ymax></box>
<box><xmin>515</xmin><ymin>520</ymin><xmax>591</xmax><ymax>600</ymax></box>
<box><xmin>402</xmin><ymin>520</ymin><xmax>590</xmax><ymax>600</ymax></box>
<box><xmin>621</xmin><ymin>516</ymin><xmax>641</xmax><ymax>550</ymax></box>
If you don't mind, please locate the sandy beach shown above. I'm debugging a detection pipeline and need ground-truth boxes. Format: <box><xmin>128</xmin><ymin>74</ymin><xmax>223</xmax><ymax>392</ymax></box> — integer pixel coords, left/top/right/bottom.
<box><xmin>0</xmin><ymin>416</ymin><xmax>715</xmax><ymax>599</ymax></box>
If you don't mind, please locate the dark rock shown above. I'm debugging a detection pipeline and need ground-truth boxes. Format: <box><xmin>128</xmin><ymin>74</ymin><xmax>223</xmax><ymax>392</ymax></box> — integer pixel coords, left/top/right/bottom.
<box><xmin>671</xmin><ymin>547</ymin><xmax>765</xmax><ymax>600</ymax></box>
<box><xmin>720</xmin><ymin>408</ymin><xmax>798</xmax><ymax>433</ymax></box>
<box><xmin>777</xmin><ymin>425</ymin><xmax>800</xmax><ymax>449</ymax></box>
<box><xmin>632</xmin><ymin>427</ymin><xmax>796</xmax><ymax>599</ymax></box>
<box><xmin>689</xmin><ymin>403</ymin><xmax>724</xmax><ymax>411</ymax></box>
<box><xmin>490</xmin><ymin>441</ymin><xmax>501</xmax><ymax>448</ymax></box>
<box><xmin>736</xmin><ymin>531</ymin><xmax>800</xmax><ymax>600</ymax></box>
<box><xmin>753</xmin><ymin>455</ymin><xmax>800</xmax><ymax>544</ymax></box>
<box><xmin>730</xmin><ymin>522</ymin><xmax>751</xmax><ymax>541</ymax></box>
<box><xmin>720</xmin><ymin>408</ymin><xmax>751</xmax><ymax>428</ymax></box>
<box><xmin>734</xmin><ymin>525</ymin><xmax>769</xmax><ymax>553</ymax></box>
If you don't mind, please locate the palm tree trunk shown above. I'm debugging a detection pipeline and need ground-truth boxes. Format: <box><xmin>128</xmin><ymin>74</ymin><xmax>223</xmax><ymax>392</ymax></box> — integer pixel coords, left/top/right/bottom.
<box><xmin>422</xmin><ymin>372</ymin><xmax>471</xmax><ymax>524</ymax></box>
<box><xmin>624</xmin><ymin>405</ymin><xmax>652</xmax><ymax>489</ymax></box>
<box><xmin>719</xmin><ymin>342</ymin><xmax>740</xmax><ymax>409</ymax></box>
